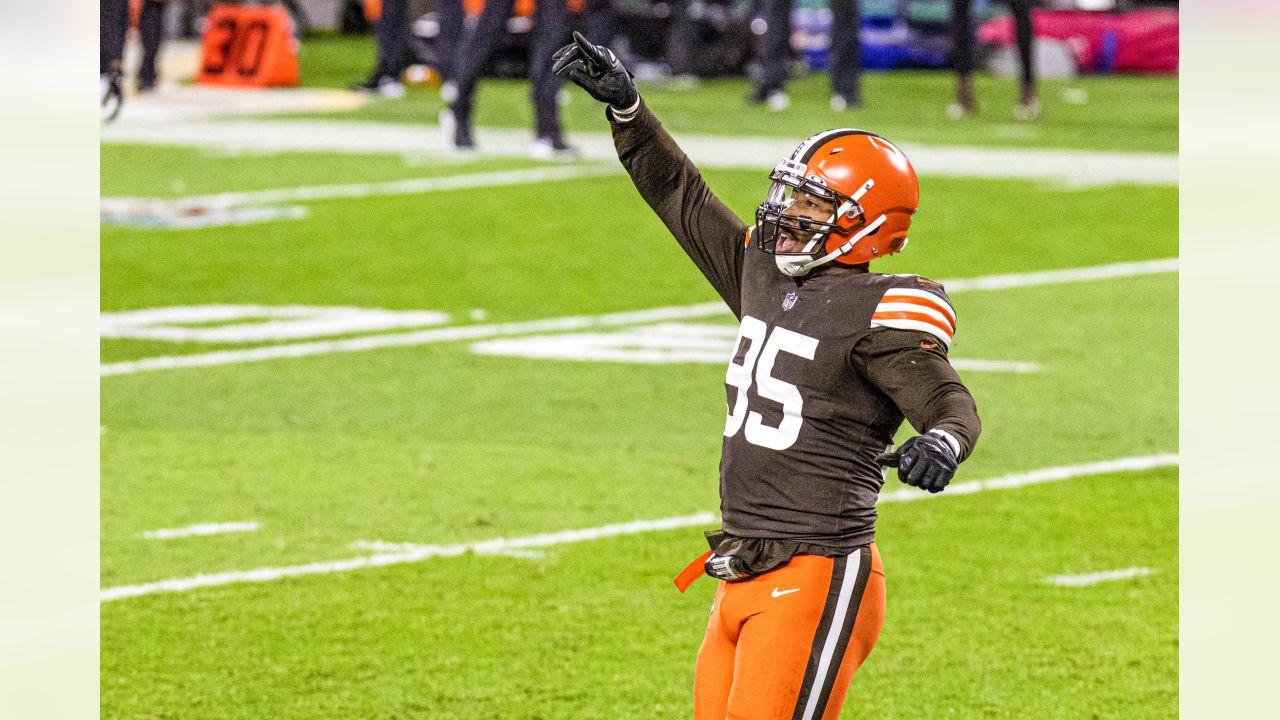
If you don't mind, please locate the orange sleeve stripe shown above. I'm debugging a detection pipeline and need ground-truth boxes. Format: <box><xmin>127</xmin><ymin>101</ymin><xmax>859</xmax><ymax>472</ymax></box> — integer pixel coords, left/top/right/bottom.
<box><xmin>877</xmin><ymin>295</ymin><xmax>956</xmax><ymax>330</ymax></box>
<box><xmin>871</xmin><ymin>311</ymin><xmax>954</xmax><ymax>338</ymax></box>
<box><xmin>881</xmin><ymin>292</ymin><xmax>956</xmax><ymax>324</ymax></box>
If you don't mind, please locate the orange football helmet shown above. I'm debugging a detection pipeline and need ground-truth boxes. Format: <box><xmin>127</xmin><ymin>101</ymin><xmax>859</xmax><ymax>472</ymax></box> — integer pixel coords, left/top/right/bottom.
<box><xmin>755</xmin><ymin>129</ymin><xmax>920</xmax><ymax>277</ymax></box>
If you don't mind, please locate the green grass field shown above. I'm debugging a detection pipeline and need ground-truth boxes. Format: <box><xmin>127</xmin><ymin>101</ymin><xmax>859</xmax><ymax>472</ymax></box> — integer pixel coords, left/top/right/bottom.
<box><xmin>101</xmin><ymin>43</ymin><xmax>1177</xmax><ymax>718</ymax></box>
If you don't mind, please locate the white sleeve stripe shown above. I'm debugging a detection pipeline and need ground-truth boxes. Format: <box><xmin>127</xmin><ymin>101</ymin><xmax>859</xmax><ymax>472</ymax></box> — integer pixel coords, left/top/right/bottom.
<box><xmin>881</xmin><ymin>292</ymin><xmax>955</xmax><ymax>323</ymax></box>
<box><xmin>881</xmin><ymin>288</ymin><xmax>956</xmax><ymax>322</ymax></box>
<box><xmin>870</xmin><ymin>318</ymin><xmax>952</xmax><ymax>346</ymax></box>
<box><xmin>928</xmin><ymin>429</ymin><xmax>961</xmax><ymax>457</ymax></box>
<box><xmin>872</xmin><ymin>302</ymin><xmax>955</xmax><ymax>331</ymax></box>
<box><xmin>609</xmin><ymin>97</ymin><xmax>642</xmax><ymax>122</ymax></box>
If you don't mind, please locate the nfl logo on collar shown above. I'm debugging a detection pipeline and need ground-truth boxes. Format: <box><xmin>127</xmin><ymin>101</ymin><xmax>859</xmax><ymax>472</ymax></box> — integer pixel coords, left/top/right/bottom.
<box><xmin>782</xmin><ymin>291</ymin><xmax>799</xmax><ymax>311</ymax></box>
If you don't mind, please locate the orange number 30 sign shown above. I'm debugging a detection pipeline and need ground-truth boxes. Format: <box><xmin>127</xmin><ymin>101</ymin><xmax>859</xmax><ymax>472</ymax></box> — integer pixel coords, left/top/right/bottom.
<box><xmin>196</xmin><ymin>4</ymin><xmax>299</xmax><ymax>88</ymax></box>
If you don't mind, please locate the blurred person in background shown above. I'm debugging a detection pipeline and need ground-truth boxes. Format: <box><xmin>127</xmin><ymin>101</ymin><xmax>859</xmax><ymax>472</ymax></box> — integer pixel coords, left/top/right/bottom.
<box><xmin>352</xmin><ymin>0</ymin><xmax>411</xmax><ymax>97</ymax></box>
<box><xmin>443</xmin><ymin>0</ymin><xmax>574</xmax><ymax>158</ymax></box>
<box><xmin>752</xmin><ymin>0</ymin><xmax>863</xmax><ymax>112</ymax></box>
<box><xmin>950</xmin><ymin>0</ymin><xmax>1038</xmax><ymax>120</ymax></box>
<box><xmin>102</xmin><ymin>0</ymin><xmax>128</xmax><ymax>117</ymax></box>
<box><xmin>101</xmin><ymin>0</ymin><xmax>172</xmax><ymax>96</ymax></box>
<box><xmin>664</xmin><ymin>0</ymin><xmax>699</xmax><ymax>83</ymax></box>
<box><xmin>580</xmin><ymin>0</ymin><xmax>614</xmax><ymax>56</ymax></box>
<box><xmin>435</xmin><ymin>0</ymin><xmax>467</xmax><ymax>89</ymax></box>
<box><xmin>135</xmin><ymin>0</ymin><xmax>172</xmax><ymax>92</ymax></box>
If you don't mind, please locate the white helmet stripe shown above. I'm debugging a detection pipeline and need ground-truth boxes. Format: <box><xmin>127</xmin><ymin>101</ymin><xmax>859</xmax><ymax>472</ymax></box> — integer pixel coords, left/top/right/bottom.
<box><xmin>790</xmin><ymin>128</ymin><xmax>866</xmax><ymax>161</ymax></box>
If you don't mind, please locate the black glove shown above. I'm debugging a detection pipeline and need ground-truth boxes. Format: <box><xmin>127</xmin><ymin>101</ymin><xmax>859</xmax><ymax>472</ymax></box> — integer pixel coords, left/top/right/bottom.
<box><xmin>875</xmin><ymin>433</ymin><xmax>958</xmax><ymax>494</ymax></box>
<box><xmin>552</xmin><ymin>31</ymin><xmax>639</xmax><ymax>112</ymax></box>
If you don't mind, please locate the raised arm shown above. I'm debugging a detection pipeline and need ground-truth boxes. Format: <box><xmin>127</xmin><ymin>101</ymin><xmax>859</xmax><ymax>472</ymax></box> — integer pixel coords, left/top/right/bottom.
<box><xmin>554</xmin><ymin>32</ymin><xmax>748</xmax><ymax>315</ymax></box>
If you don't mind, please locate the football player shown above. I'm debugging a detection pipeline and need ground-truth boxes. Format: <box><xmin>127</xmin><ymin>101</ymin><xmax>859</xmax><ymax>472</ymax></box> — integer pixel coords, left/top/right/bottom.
<box><xmin>554</xmin><ymin>33</ymin><xmax>981</xmax><ymax>720</ymax></box>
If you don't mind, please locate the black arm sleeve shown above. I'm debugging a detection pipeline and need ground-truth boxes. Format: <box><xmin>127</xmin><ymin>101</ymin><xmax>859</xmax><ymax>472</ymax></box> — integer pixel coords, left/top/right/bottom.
<box><xmin>854</xmin><ymin>328</ymin><xmax>982</xmax><ymax>462</ymax></box>
<box><xmin>609</xmin><ymin>100</ymin><xmax>748</xmax><ymax>316</ymax></box>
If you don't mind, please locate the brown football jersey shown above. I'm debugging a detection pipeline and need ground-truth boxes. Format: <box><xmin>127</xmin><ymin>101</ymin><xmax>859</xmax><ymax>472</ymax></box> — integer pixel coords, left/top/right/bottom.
<box><xmin>610</xmin><ymin>102</ymin><xmax>980</xmax><ymax>553</ymax></box>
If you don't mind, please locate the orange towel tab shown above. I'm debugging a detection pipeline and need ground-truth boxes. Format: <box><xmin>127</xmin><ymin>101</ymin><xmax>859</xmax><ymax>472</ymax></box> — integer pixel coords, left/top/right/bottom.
<box><xmin>674</xmin><ymin>550</ymin><xmax>713</xmax><ymax>593</ymax></box>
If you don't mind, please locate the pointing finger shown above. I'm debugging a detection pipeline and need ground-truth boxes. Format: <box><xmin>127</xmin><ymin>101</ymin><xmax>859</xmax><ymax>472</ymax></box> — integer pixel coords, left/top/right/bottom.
<box><xmin>572</xmin><ymin>30</ymin><xmax>607</xmax><ymax>69</ymax></box>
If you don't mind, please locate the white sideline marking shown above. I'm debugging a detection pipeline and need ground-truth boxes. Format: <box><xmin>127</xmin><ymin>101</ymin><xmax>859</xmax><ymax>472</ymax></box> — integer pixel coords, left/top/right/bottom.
<box><xmin>471</xmin><ymin>323</ymin><xmax>1041</xmax><ymax>372</ymax></box>
<box><xmin>941</xmin><ymin>258</ymin><xmax>1179</xmax><ymax>292</ymax></box>
<box><xmin>351</xmin><ymin>540</ymin><xmax>546</xmax><ymax>559</ymax></box>
<box><xmin>101</xmin><ymin>118</ymin><xmax>1178</xmax><ymax>187</ymax></box>
<box><xmin>141</xmin><ymin>521</ymin><xmax>261</xmax><ymax>540</ymax></box>
<box><xmin>101</xmin><ymin>305</ymin><xmax>451</xmax><ymax>343</ymax></box>
<box><xmin>100</xmin><ymin>512</ymin><xmax>718</xmax><ymax>602</ymax></box>
<box><xmin>100</xmin><ymin>259</ymin><xmax>1176</xmax><ymax>377</ymax></box>
<box><xmin>101</xmin><ymin>166</ymin><xmax>623</xmax><ymax>213</ymax></box>
<box><xmin>100</xmin><ymin>455</ymin><xmax>1176</xmax><ymax>602</ymax></box>
<box><xmin>877</xmin><ymin>454</ymin><xmax>1179</xmax><ymax>504</ymax></box>
<box><xmin>1045</xmin><ymin>567</ymin><xmax>1155</xmax><ymax>587</ymax></box>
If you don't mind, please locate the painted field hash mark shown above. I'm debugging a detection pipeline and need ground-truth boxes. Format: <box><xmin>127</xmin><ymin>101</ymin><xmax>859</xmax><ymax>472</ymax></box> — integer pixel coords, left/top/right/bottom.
<box><xmin>142</xmin><ymin>521</ymin><xmax>261</xmax><ymax>540</ymax></box>
<box><xmin>1045</xmin><ymin>567</ymin><xmax>1155</xmax><ymax>586</ymax></box>
<box><xmin>100</xmin><ymin>455</ymin><xmax>1176</xmax><ymax>603</ymax></box>
<box><xmin>100</xmin><ymin>259</ymin><xmax>1177</xmax><ymax>377</ymax></box>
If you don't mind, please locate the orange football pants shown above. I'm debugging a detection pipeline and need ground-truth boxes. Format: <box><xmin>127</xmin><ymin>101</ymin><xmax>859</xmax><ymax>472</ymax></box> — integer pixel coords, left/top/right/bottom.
<box><xmin>693</xmin><ymin>544</ymin><xmax>886</xmax><ymax>720</ymax></box>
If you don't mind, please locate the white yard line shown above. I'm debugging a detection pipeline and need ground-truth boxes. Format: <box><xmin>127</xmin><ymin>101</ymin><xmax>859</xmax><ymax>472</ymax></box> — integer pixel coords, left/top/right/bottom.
<box><xmin>100</xmin><ymin>258</ymin><xmax>1176</xmax><ymax>377</ymax></box>
<box><xmin>141</xmin><ymin>521</ymin><xmax>261</xmax><ymax>540</ymax></box>
<box><xmin>100</xmin><ymin>302</ymin><xmax>727</xmax><ymax>376</ymax></box>
<box><xmin>876</xmin><ymin>454</ymin><xmax>1179</xmax><ymax>504</ymax></box>
<box><xmin>100</xmin><ymin>455</ymin><xmax>1177</xmax><ymax>602</ymax></box>
<box><xmin>102</xmin><ymin>512</ymin><xmax>718</xmax><ymax>602</ymax></box>
<box><xmin>950</xmin><ymin>359</ymin><xmax>1041</xmax><ymax>374</ymax></box>
<box><xmin>470</xmin><ymin>326</ymin><xmax>1040</xmax><ymax>371</ymax></box>
<box><xmin>101</xmin><ymin>166</ymin><xmax>623</xmax><ymax>212</ymax></box>
<box><xmin>351</xmin><ymin>540</ymin><xmax>546</xmax><ymax>559</ymax></box>
<box><xmin>1045</xmin><ymin>567</ymin><xmax>1155</xmax><ymax>587</ymax></box>
<box><xmin>942</xmin><ymin>258</ymin><xmax>1179</xmax><ymax>292</ymax></box>
<box><xmin>101</xmin><ymin>118</ymin><xmax>1177</xmax><ymax>187</ymax></box>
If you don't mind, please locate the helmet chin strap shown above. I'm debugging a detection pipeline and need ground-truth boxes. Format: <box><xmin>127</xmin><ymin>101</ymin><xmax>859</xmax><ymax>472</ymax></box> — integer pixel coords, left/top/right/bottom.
<box><xmin>776</xmin><ymin>214</ymin><xmax>888</xmax><ymax>277</ymax></box>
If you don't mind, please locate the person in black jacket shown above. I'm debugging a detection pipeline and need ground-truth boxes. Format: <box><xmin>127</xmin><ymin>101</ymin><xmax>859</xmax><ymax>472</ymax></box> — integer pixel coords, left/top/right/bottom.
<box><xmin>950</xmin><ymin>0</ymin><xmax>1039</xmax><ymax>121</ymax></box>
<box><xmin>443</xmin><ymin>0</ymin><xmax>573</xmax><ymax>157</ymax></box>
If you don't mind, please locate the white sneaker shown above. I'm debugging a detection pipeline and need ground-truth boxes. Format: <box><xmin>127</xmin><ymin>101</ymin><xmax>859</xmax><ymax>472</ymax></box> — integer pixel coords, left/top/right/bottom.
<box><xmin>528</xmin><ymin>138</ymin><xmax>578</xmax><ymax>161</ymax></box>
<box><xmin>767</xmin><ymin>91</ymin><xmax>790</xmax><ymax>112</ymax></box>
<box><xmin>439</xmin><ymin>108</ymin><xmax>455</xmax><ymax>142</ymax></box>
<box><xmin>378</xmin><ymin>77</ymin><xmax>405</xmax><ymax>99</ymax></box>
<box><xmin>1014</xmin><ymin>97</ymin><xmax>1042</xmax><ymax>122</ymax></box>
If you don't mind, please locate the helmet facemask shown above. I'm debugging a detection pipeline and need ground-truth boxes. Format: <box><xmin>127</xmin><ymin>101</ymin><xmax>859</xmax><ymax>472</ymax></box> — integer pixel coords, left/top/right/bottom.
<box><xmin>755</xmin><ymin>158</ymin><xmax>882</xmax><ymax>277</ymax></box>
